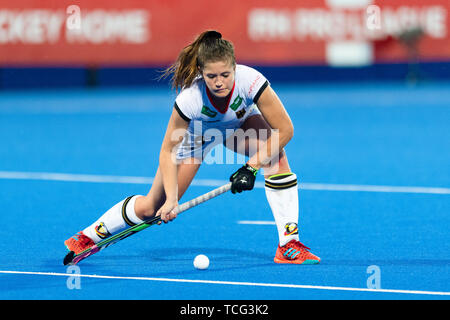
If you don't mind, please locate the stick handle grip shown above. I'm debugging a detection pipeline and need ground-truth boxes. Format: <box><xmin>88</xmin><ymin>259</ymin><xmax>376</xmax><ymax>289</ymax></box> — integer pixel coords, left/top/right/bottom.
<box><xmin>173</xmin><ymin>182</ymin><xmax>232</xmax><ymax>215</ymax></box>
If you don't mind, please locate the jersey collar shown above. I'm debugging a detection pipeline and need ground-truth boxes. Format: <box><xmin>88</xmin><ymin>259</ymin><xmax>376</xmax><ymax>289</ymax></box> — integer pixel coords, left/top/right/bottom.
<box><xmin>205</xmin><ymin>81</ymin><xmax>235</xmax><ymax>114</ymax></box>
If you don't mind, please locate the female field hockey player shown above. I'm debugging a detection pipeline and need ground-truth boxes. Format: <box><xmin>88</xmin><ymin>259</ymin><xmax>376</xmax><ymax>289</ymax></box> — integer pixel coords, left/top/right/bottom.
<box><xmin>65</xmin><ymin>30</ymin><xmax>320</xmax><ymax>264</ymax></box>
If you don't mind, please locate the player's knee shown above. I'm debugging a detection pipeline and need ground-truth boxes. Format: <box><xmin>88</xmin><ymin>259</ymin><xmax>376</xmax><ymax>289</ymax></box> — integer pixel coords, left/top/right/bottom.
<box><xmin>262</xmin><ymin>150</ymin><xmax>289</xmax><ymax>176</ymax></box>
<box><xmin>134</xmin><ymin>195</ymin><xmax>160</xmax><ymax>219</ymax></box>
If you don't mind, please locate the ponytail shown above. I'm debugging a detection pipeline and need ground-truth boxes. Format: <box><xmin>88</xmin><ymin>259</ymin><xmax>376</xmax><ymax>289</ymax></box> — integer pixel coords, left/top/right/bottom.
<box><xmin>161</xmin><ymin>30</ymin><xmax>235</xmax><ymax>92</ymax></box>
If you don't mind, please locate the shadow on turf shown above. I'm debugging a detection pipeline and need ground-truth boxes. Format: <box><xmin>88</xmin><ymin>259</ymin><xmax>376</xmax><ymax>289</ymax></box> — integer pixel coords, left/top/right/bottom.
<box><xmin>145</xmin><ymin>246</ymin><xmax>273</xmax><ymax>262</ymax></box>
<box><xmin>55</xmin><ymin>247</ymin><xmax>279</xmax><ymax>277</ymax></box>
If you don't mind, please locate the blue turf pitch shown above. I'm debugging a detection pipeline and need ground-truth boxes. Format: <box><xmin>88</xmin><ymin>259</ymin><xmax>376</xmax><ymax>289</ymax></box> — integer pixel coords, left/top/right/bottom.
<box><xmin>0</xmin><ymin>81</ymin><xmax>449</xmax><ymax>299</ymax></box>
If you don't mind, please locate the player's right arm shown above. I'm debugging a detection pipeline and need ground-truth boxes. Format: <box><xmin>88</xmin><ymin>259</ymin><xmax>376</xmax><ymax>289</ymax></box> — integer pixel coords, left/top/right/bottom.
<box><xmin>156</xmin><ymin>107</ymin><xmax>189</xmax><ymax>222</ymax></box>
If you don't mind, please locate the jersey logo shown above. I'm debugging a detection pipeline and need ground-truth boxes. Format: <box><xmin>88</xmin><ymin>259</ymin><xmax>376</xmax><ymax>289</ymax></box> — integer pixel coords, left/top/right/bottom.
<box><xmin>201</xmin><ymin>105</ymin><xmax>217</xmax><ymax>118</ymax></box>
<box><xmin>230</xmin><ymin>96</ymin><xmax>243</xmax><ymax>111</ymax></box>
<box><xmin>236</xmin><ymin>109</ymin><xmax>246</xmax><ymax>119</ymax></box>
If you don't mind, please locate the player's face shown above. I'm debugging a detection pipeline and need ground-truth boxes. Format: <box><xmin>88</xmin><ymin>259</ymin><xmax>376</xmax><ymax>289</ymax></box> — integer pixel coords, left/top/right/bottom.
<box><xmin>201</xmin><ymin>60</ymin><xmax>235</xmax><ymax>98</ymax></box>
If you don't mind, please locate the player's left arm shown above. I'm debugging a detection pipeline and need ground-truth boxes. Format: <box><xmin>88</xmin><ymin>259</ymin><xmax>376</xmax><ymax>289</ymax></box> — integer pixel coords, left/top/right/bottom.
<box><xmin>248</xmin><ymin>85</ymin><xmax>294</xmax><ymax>169</ymax></box>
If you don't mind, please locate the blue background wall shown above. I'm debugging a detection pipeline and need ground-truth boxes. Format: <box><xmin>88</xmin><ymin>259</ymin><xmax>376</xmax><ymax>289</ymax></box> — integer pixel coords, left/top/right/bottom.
<box><xmin>1</xmin><ymin>61</ymin><xmax>450</xmax><ymax>90</ymax></box>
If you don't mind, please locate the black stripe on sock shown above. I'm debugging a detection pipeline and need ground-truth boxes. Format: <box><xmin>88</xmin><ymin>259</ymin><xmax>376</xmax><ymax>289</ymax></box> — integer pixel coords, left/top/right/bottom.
<box><xmin>265</xmin><ymin>179</ymin><xmax>298</xmax><ymax>190</ymax></box>
<box><xmin>122</xmin><ymin>196</ymin><xmax>136</xmax><ymax>227</ymax></box>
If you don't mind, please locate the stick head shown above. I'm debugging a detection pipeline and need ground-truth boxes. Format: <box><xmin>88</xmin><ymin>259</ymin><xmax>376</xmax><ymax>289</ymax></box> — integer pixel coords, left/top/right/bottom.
<box><xmin>63</xmin><ymin>251</ymin><xmax>76</xmax><ymax>266</ymax></box>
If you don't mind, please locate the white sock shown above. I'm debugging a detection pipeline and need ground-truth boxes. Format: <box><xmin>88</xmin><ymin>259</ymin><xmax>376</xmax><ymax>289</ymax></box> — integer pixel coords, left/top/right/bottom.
<box><xmin>264</xmin><ymin>173</ymin><xmax>299</xmax><ymax>246</ymax></box>
<box><xmin>83</xmin><ymin>195</ymin><xmax>144</xmax><ymax>243</ymax></box>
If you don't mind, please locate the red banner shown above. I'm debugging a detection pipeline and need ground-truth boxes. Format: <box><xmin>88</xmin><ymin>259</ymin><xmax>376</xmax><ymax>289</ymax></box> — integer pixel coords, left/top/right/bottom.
<box><xmin>0</xmin><ymin>0</ymin><xmax>449</xmax><ymax>65</ymax></box>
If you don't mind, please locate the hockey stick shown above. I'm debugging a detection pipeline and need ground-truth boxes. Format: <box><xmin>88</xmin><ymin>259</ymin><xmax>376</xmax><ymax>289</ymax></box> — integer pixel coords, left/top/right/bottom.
<box><xmin>63</xmin><ymin>182</ymin><xmax>232</xmax><ymax>265</ymax></box>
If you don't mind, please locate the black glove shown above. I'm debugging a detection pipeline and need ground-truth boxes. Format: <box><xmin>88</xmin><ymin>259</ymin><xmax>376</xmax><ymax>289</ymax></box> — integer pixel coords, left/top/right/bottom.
<box><xmin>229</xmin><ymin>164</ymin><xmax>258</xmax><ymax>194</ymax></box>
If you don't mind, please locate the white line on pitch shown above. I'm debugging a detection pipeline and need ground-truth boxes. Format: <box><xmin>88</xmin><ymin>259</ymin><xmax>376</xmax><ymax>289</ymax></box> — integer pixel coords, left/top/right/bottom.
<box><xmin>238</xmin><ymin>220</ymin><xmax>276</xmax><ymax>225</ymax></box>
<box><xmin>0</xmin><ymin>270</ymin><xmax>449</xmax><ymax>296</ymax></box>
<box><xmin>0</xmin><ymin>170</ymin><xmax>449</xmax><ymax>195</ymax></box>
<box><xmin>0</xmin><ymin>171</ymin><xmax>154</xmax><ymax>185</ymax></box>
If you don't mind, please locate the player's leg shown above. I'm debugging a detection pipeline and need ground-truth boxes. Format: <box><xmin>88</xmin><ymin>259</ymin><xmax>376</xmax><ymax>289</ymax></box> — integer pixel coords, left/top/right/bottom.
<box><xmin>226</xmin><ymin>114</ymin><xmax>320</xmax><ymax>264</ymax></box>
<box><xmin>134</xmin><ymin>159</ymin><xmax>201</xmax><ymax>220</ymax></box>
<box><xmin>262</xmin><ymin>150</ymin><xmax>320</xmax><ymax>264</ymax></box>
<box><xmin>226</xmin><ymin>114</ymin><xmax>298</xmax><ymax>243</ymax></box>
<box><xmin>65</xmin><ymin>159</ymin><xmax>200</xmax><ymax>253</ymax></box>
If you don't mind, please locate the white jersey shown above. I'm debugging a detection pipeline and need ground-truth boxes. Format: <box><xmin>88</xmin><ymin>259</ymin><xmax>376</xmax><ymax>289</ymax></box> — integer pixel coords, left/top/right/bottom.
<box><xmin>174</xmin><ymin>64</ymin><xmax>269</xmax><ymax>160</ymax></box>
<box><xmin>174</xmin><ymin>64</ymin><xmax>269</xmax><ymax>137</ymax></box>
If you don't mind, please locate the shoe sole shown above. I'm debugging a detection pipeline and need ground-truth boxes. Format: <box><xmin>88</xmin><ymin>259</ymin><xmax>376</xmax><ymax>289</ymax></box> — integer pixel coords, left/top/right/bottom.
<box><xmin>274</xmin><ymin>257</ymin><xmax>320</xmax><ymax>265</ymax></box>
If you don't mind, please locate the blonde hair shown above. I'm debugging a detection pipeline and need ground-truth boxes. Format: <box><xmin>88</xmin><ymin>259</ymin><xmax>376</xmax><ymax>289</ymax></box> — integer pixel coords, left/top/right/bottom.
<box><xmin>162</xmin><ymin>30</ymin><xmax>235</xmax><ymax>92</ymax></box>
